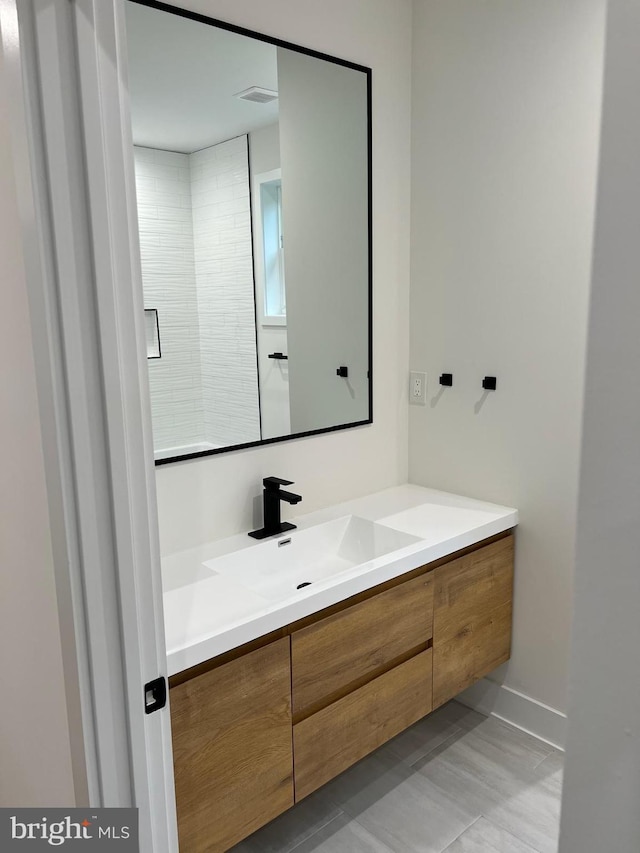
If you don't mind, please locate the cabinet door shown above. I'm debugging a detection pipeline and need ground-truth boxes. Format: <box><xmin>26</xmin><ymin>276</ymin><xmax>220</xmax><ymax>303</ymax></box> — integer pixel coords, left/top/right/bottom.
<box><xmin>432</xmin><ymin>535</ymin><xmax>514</xmax><ymax>708</ymax></box>
<box><xmin>170</xmin><ymin>638</ymin><xmax>293</xmax><ymax>853</ymax></box>
<box><xmin>292</xmin><ymin>573</ymin><xmax>433</xmax><ymax>718</ymax></box>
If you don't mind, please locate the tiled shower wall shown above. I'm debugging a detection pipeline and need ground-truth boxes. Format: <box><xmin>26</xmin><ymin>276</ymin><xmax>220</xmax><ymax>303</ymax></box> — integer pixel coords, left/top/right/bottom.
<box><xmin>191</xmin><ymin>138</ymin><xmax>261</xmax><ymax>447</ymax></box>
<box><xmin>134</xmin><ymin>147</ymin><xmax>206</xmax><ymax>452</ymax></box>
<box><xmin>134</xmin><ymin>136</ymin><xmax>260</xmax><ymax>452</ymax></box>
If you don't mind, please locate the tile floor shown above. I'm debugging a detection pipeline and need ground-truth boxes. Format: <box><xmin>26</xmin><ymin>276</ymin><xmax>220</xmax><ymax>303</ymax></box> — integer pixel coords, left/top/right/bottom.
<box><xmin>232</xmin><ymin>702</ymin><xmax>563</xmax><ymax>853</ymax></box>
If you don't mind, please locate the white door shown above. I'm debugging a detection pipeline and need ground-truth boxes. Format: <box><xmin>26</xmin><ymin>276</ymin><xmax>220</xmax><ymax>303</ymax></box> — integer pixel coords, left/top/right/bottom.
<box><xmin>11</xmin><ymin>1</ymin><xmax>178</xmax><ymax>850</ymax></box>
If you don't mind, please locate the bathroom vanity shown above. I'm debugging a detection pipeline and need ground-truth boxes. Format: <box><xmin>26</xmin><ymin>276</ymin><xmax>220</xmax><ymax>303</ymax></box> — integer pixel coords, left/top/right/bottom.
<box><xmin>163</xmin><ymin>486</ymin><xmax>517</xmax><ymax>852</ymax></box>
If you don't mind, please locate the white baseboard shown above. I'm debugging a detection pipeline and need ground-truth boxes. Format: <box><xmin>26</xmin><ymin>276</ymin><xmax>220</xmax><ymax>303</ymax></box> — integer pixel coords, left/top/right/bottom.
<box><xmin>456</xmin><ymin>678</ymin><xmax>567</xmax><ymax>751</ymax></box>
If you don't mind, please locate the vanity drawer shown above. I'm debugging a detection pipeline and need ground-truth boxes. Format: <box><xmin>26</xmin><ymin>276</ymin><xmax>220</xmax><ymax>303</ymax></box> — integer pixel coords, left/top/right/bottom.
<box><xmin>293</xmin><ymin>649</ymin><xmax>433</xmax><ymax>800</ymax></box>
<box><xmin>291</xmin><ymin>573</ymin><xmax>433</xmax><ymax>716</ymax></box>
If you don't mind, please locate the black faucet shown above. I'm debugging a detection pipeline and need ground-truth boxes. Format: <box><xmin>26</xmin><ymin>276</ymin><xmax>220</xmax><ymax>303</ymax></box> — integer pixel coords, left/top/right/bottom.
<box><xmin>248</xmin><ymin>477</ymin><xmax>302</xmax><ymax>540</ymax></box>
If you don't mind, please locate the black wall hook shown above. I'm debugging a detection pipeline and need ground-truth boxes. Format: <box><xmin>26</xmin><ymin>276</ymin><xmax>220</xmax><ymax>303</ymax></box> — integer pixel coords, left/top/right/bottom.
<box><xmin>336</xmin><ymin>366</ymin><xmax>349</xmax><ymax>378</ymax></box>
<box><xmin>482</xmin><ymin>376</ymin><xmax>497</xmax><ymax>391</ymax></box>
<box><xmin>439</xmin><ymin>373</ymin><xmax>453</xmax><ymax>387</ymax></box>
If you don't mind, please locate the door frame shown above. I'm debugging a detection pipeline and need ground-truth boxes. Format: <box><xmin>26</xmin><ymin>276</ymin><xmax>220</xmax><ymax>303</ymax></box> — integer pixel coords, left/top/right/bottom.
<box><xmin>3</xmin><ymin>1</ymin><xmax>178</xmax><ymax>849</ymax></box>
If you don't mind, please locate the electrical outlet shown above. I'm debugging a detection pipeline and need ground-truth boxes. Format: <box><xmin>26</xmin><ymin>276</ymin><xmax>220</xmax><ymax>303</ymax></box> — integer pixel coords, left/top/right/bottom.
<box><xmin>409</xmin><ymin>371</ymin><xmax>426</xmax><ymax>406</ymax></box>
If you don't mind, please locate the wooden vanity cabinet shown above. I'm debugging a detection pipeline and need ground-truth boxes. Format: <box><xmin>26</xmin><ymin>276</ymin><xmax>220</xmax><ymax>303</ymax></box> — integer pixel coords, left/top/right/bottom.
<box><xmin>293</xmin><ymin>649</ymin><xmax>433</xmax><ymax>799</ymax></box>
<box><xmin>169</xmin><ymin>532</ymin><xmax>514</xmax><ymax>851</ymax></box>
<box><xmin>432</xmin><ymin>534</ymin><xmax>514</xmax><ymax>708</ymax></box>
<box><xmin>291</xmin><ymin>574</ymin><xmax>434</xmax><ymax>799</ymax></box>
<box><xmin>291</xmin><ymin>573</ymin><xmax>433</xmax><ymax>718</ymax></box>
<box><xmin>169</xmin><ymin>638</ymin><xmax>293</xmax><ymax>853</ymax></box>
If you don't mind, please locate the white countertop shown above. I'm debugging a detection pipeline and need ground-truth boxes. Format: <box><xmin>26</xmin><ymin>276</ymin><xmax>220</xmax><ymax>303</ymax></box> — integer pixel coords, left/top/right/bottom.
<box><xmin>162</xmin><ymin>485</ymin><xmax>518</xmax><ymax>676</ymax></box>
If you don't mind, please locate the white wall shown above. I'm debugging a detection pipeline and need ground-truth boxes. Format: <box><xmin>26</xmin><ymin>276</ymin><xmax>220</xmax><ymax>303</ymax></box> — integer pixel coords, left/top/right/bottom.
<box><xmin>134</xmin><ymin>147</ymin><xmax>205</xmax><ymax>453</ymax></box>
<box><xmin>0</xmin><ymin>34</ymin><xmax>75</xmax><ymax>806</ymax></box>
<box><xmin>191</xmin><ymin>136</ymin><xmax>261</xmax><ymax>446</ymax></box>
<box><xmin>279</xmin><ymin>46</ymin><xmax>369</xmax><ymax>433</ymax></box>
<box><xmin>155</xmin><ymin>0</ymin><xmax>412</xmax><ymax>557</ymax></box>
<box><xmin>559</xmin><ymin>0</ymin><xmax>640</xmax><ymax>848</ymax></box>
<box><xmin>409</xmin><ymin>0</ymin><xmax>605</xmax><ymax>730</ymax></box>
<box><xmin>249</xmin><ymin>123</ymin><xmax>280</xmax><ymax>176</ymax></box>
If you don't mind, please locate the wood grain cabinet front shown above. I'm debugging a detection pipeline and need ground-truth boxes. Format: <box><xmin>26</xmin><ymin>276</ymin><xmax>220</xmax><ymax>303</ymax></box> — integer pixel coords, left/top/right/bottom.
<box><xmin>293</xmin><ymin>649</ymin><xmax>433</xmax><ymax>800</ymax></box>
<box><xmin>432</xmin><ymin>534</ymin><xmax>514</xmax><ymax>709</ymax></box>
<box><xmin>291</xmin><ymin>573</ymin><xmax>434</xmax><ymax>719</ymax></box>
<box><xmin>170</xmin><ymin>638</ymin><xmax>294</xmax><ymax>853</ymax></box>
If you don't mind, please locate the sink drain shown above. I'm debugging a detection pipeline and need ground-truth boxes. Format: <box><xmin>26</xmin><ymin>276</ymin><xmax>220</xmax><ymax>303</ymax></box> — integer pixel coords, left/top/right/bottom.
<box><xmin>296</xmin><ymin>581</ymin><xmax>312</xmax><ymax>589</ymax></box>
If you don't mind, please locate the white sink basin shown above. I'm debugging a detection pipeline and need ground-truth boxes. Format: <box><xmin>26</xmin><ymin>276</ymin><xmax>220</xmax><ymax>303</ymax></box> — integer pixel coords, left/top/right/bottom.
<box><xmin>202</xmin><ymin>515</ymin><xmax>422</xmax><ymax>602</ymax></box>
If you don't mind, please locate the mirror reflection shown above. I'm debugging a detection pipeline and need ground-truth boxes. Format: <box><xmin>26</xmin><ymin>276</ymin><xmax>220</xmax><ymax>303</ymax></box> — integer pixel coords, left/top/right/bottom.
<box><xmin>126</xmin><ymin>1</ymin><xmax>371</xmax><ymax>462</ymax></box>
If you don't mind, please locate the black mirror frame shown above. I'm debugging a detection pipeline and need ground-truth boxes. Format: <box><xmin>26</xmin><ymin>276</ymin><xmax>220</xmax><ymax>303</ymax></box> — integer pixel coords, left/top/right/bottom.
<box><xmin>129</xmin><ymin>0</ymin><xmax>373</xmax><ymax>466</ymax></box>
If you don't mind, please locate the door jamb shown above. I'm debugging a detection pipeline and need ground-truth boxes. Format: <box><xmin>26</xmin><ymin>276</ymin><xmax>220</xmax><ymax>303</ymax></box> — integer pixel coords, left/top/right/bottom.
<box><xmin>2</xmin><ymin>1</ymin><xmax>178</xmax><ymax>849</ymax></box>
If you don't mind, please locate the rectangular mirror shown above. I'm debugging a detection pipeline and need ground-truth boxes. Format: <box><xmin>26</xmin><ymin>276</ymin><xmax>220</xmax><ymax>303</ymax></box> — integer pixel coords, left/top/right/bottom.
<box><xmin>125</xmin><ymin>0</ymin><xmax>372</xmax><ymax>463</ymax></box>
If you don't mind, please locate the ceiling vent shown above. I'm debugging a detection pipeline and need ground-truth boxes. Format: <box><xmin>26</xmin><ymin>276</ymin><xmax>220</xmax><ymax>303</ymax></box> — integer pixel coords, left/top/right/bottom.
<box><xmin>235</xmin><ymin>86</ymin><xmax>279</xmax><ymax>104</ymax></box>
